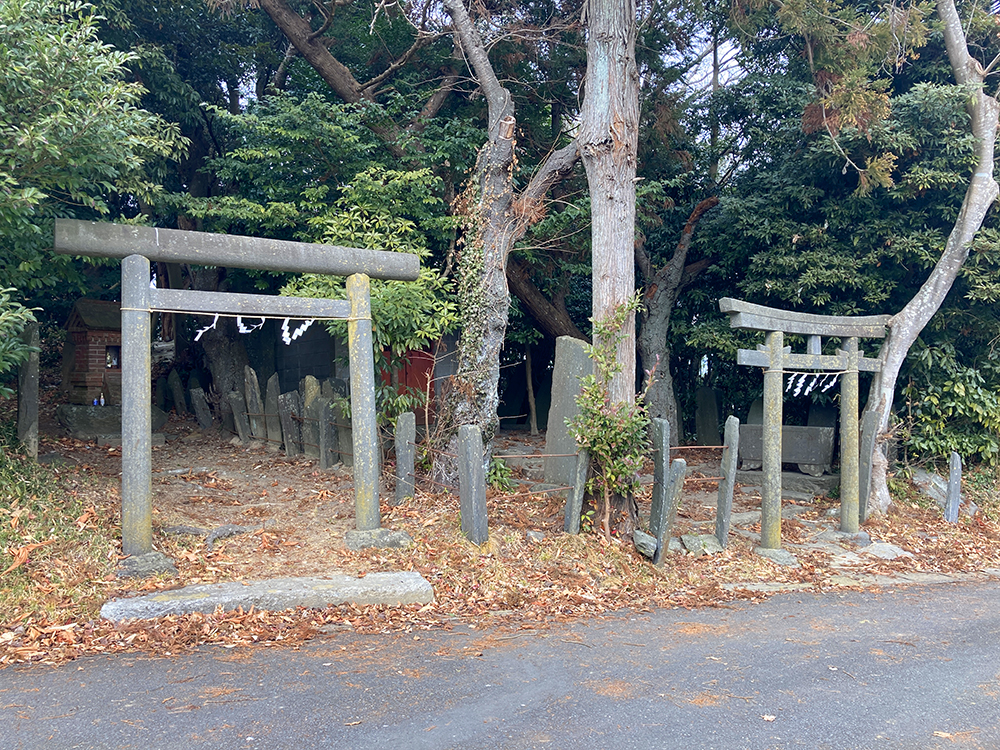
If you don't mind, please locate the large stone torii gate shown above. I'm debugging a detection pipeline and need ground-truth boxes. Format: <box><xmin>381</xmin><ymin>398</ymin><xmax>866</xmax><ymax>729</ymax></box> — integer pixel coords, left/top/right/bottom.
<box><xmin>54</xmin><ymin>219</ymin><xmax>419</xmax><ymax>563</ymax></box>
<box><xmin>719</xmin><ymin>298</ymin><xmax>890</xmax><ymax>549</ymax></box>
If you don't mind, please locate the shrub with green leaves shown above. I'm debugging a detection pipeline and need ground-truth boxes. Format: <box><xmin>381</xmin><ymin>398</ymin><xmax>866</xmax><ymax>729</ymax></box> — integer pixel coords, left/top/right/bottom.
<box><xmin>569</xmin><ymin>295</ymin><xmax>650</xmax><ymax>540</ymax></box>
<box><xmin>0</xmin><ymin>289</ymin><xmax>37</xmax><ymax>398</ymax></box>
<box><xmin>900</xmin><ymin>342</ymin><xmax>1000</xmax><ymax>466</ymax></box>
<box><xmin>282</xmin><ymin>166</ymin><xmax>458</xmax><ymax>428</ymax></box>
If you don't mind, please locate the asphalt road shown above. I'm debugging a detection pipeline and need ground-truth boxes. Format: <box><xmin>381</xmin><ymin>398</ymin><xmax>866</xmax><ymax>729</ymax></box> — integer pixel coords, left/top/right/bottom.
<box><xmin>3</xmin><ymin>582</ymin><xmax>1000</xmax><ymax>750</ymax></box>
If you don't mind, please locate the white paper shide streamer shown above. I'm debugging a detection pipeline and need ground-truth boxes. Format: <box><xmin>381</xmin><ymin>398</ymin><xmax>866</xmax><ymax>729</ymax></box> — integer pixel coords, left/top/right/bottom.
<box><xmin>193</xmin><ymin>314</ymin><xmax>315</xmax><ymax>345</ymax></box>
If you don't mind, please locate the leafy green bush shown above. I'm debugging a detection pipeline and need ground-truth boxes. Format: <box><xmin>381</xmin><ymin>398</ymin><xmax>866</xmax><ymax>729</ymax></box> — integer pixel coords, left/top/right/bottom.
<box><xmin>900</xmin><ymin>342</ymin><xmax>1000</xmax><ymax>466</ymax></box>
<box><xmin>0</xmin><ymin>288</ymin><xmax>37</xmax><ymax>398</ymax></box>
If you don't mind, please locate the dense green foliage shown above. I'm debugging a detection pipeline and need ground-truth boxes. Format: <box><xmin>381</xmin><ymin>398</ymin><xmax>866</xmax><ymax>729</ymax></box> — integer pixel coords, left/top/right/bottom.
<box><xmin>0</xmin><ymin>0</ymin><xmax>185</xmax><ymax>293</ymax></box>
<box><xmin>0</xmin><ymin>290</ymin><xmax>37</xmax><ymax>398</ymax></box>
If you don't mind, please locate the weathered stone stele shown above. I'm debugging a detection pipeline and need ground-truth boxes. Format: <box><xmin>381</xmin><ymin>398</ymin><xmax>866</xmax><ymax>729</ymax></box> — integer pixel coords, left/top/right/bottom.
<box><xmin>277</xmin><ymin>390</ymin><xmax>303</xmax><ymax>457</ymax></box>
<box><xmin>544</xmin><ymin>336</ymin><xmax>593</xmax><ymax>486</ymax></box>
<box><xmin>244</xmin><ymin>365</ymin><xmax>265</xmax><ymax>440</ymax></box>
<box><xmin>695</xmin><ymin>386</ymin><xmax>720</xmax><ymax>446</ymax></box>
<box><xmin>189</xmin><ymin>387</ymin><xmax>213</xmax><ymax>430</ymax></box>
<box><xmin>302</xmin><ymin>376</ymin><xmax>322</xmax><ymax>458</ymax></box>
<box><xmin>167</xmin><ymin>368</ymin><xmax>187</xmax><ymax>415</ymax></box>
<box><xmin>227</xmin><ymin>391</ymin><xmax>251</xmax><ymax>442</ymax></box>
<box><xmin>264</xmin><ymin>374</ymin><xmax>282</xmax><ymax>452</ymax></box>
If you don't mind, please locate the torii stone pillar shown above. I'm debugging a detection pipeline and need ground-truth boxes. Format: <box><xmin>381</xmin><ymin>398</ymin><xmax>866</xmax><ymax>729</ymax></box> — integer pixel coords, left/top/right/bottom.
<box><xmin>719</xmin><ymin>299</ymin><xmax>889</xmax><ymax>546</ymax></box>
<box><xmin>56</xmin><ymin>219</ymin><xmax>419</xmax><ymax>561</ymax></box>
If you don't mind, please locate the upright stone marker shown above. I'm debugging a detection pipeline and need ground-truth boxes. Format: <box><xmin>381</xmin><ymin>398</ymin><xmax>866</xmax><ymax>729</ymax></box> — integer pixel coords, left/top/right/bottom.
<box><xmin>395</xmin><ymin>411</ymin><xmax>416</xmax><ymax>504</ymax></box>
<box><xmin>17</xmin><ymin>322</ymin><xmax>39</xmax><ymax>460</ymax></box>
<box><xmin>695</xmin><ymin>387</ymin><xmax>720</xmax><ymax>446</ymax></box>
<box><xmin>264</xmin><ymin>374</ymin><xmax>282</xmax><ymax>452</ymax></box>
<box><xmin>167</xmin><ymin>368</ymin><xmax>187</xmax><ymax>415</ymax></box>
<box><xmin>651</xmin><ymin>459</ymin><xmax>686</xmax><ymax>566</ymax></box>
<box><xmin>649</xmin><ymin>418</ymin><xmax>671</xmax><ymax>544</ymax></box>
<box><xmin>304</xmin><ymin>393</ymin><xmax>324</xmax><ymax>459</ymax></box>
<box><xmin>945</xmin><ymin>452</ymin><xmax>962</xmax><ymax>524</ymax></box>
<box><xmin>327</xmin><ymin>378</ymin><xmax>350</xmax><ymax>465</ymax></box>
<box><xmin>277</xmin><ymin>390</ymin><xmax>303</xmax><ymax>457</ymax></box>
<box><xmin>189</xmin><ymin>387</ymin><xmax>213</xmax><ymax>430</ymax></box>
<box><xmin>715</xmin><ymin>415</ymin><xmax>740</xmax><ymax>549</ymax></box>
<box><xmin>544</xmin><ymin>336</ymin><xmax>593</xmax><ymax>486</ymax></box>
<box><xmin>318</xmin><ymin>398</ymin><xmax>338</xmax><ymax>470</ymax></box>
<box><xmin>458</xmin><ymin>424</ymin><xmax>488</xmax><ymax>545</ymax></box>
<box><xmin>228</xmin><ymin>391</ymin><xmax>251</xmax><ymax>443</ymax></box>
<box><xmin>300</xmin><ymin>375</ymin><xmax>321</xmax><ymax>458</ymax></box>
<box><xmin>563</xmin><ymin>450</ymin><xmax>589</xmax><ymax>535</ymax></box>
<box><xmin>244</xmin><ymin>365</ymin><xmax>265</xmax><ymax>440</ymax></box>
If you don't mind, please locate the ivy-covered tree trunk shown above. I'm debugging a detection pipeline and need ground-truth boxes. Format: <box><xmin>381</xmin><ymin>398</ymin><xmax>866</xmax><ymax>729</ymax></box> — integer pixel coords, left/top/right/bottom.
<box><xmin>863</xmin><ymin>0</ymin><xmax>999</xmax><ymax>515</ymax></box>
<box><xmin>579</xmin><ymin>0</ymin><xmax>640</xmax><ymax>407</ymax></box>
<box><xmin>434</xmin><ymin>0</ymin><xmax>579</xmax><ymax>480</ymax></box>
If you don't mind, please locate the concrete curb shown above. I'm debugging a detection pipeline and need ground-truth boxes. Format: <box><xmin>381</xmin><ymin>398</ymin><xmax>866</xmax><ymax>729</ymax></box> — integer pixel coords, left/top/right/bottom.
<box><xmin>100</xmin><ymin>571</ymin><xmax>434</xmax><ymax>622</ymax></box>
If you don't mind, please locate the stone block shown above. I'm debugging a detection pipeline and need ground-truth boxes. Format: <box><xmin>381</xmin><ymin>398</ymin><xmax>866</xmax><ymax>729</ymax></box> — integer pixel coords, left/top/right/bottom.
<box><xmin>799</xmin><ymin>404</ymin><xmax>837</xmax><ymax>476</ymax></box>
<box><xmin>56</xmin><ymin>404</ymin><xmax>168</xmax><ymax>440</ymax></box>
<box><xmin>650</xmin><ymin>458</ymin><xmax>686</xmax><ymax>566</ymax></box>
<box><xmin>738</xmin><ymin>424</ymin><xmax>835</xmax><ymax>468</ymax></box>
<box><xmin>100</xmin><ymin>571</ymin><xmax>432</xmax><ymax>620</ymax></box>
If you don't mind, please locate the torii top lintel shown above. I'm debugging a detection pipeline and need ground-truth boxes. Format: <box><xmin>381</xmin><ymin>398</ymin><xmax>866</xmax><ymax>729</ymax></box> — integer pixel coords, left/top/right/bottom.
<box><xmin>53</xmin><ymin>219</ymin><xmax>420</xmax><ymax>282</ymax></box>
<box><xmin>719</xmin><ymin>298</ymin><xmax>890</xmax><ymax>339</ymax></box>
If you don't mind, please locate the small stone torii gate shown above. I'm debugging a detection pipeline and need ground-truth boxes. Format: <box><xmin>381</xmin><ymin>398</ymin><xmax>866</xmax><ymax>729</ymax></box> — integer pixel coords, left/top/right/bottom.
<box><xmin>719</xmin><ymin>298</ymin><xmax>890</xmax><ymax>549</ymax></box>
<box><xmin>54</xmin><ymin>219</ymin><xmax>419</xmax><ymax>561</ymax></box>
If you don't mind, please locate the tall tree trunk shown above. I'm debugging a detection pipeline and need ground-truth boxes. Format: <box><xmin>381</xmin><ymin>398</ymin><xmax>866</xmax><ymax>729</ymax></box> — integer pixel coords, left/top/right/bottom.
<box><xmin>578</xmin><ymin>0</ymin><xmax>640</xmax><ymax>535</ymax></box>
<box><xmin>579</xmin><ymin>0</ymin><xmax>640</xmax><ymax>405</ymax></box>
<box><xmin>862</xmin><ymin>0</ymin><xmax>999</xmax><ymax>515</ymax></box>
<box><xmin>637</xmin><ymin>197</ymin><xmax>718</xmax><ymax>445</ymax></box>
